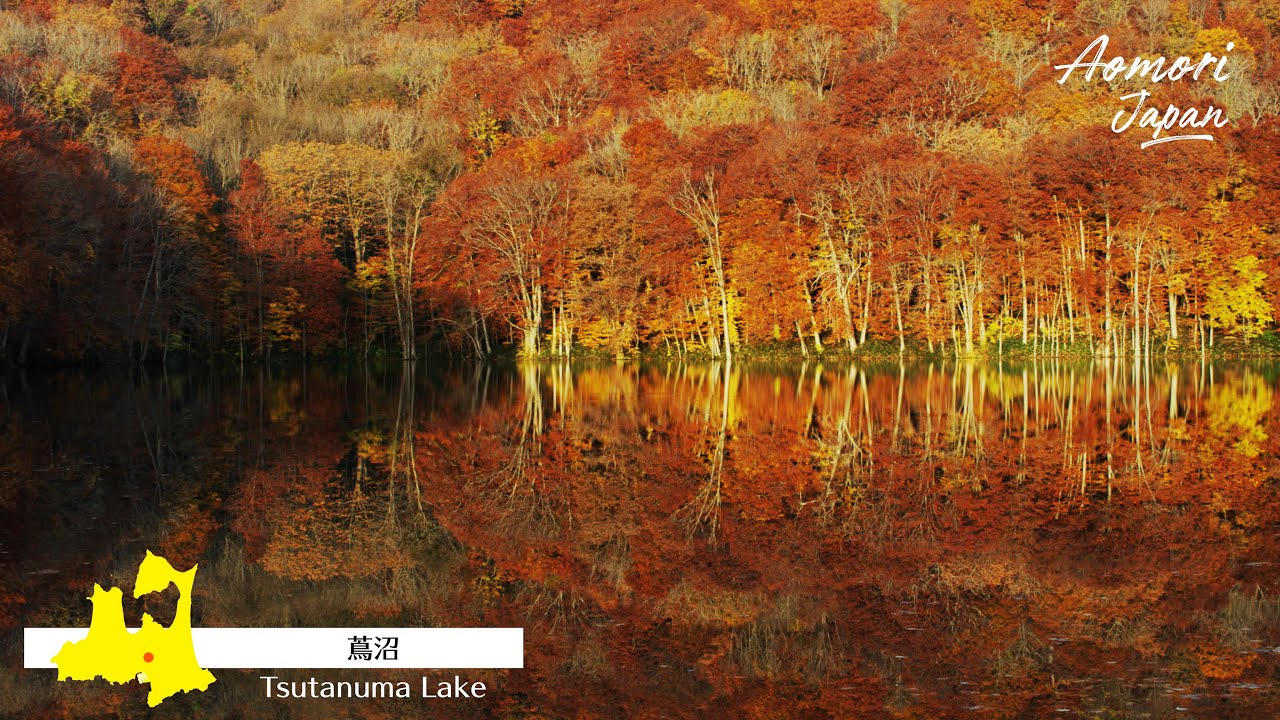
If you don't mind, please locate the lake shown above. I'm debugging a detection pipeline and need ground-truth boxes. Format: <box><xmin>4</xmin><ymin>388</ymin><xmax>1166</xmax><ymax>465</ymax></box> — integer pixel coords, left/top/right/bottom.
<box><xmin>3</xmin><ymin>360</ymin><xmax>1279</xmax><ymax>718</ymax></box>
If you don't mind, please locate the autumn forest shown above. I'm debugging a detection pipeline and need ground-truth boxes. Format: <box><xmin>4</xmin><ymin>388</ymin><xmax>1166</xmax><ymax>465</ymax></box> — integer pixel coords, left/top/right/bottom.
<box><xmin>2</xmin><ymin>0</ymin><xmax>1279</xmax><ymax>363</ymax></box>
<box><xmin>7</xmin><ymin>0</ymin><xmax>1280</xmax><ymax>717</ymax></box>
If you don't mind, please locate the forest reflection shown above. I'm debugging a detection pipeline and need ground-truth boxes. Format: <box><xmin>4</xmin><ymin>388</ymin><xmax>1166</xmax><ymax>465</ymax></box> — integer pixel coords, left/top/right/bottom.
<box><xmin>3</xmin><ymin>360</ymin><xmax>1280</xmax><ymax>718</ymax></box>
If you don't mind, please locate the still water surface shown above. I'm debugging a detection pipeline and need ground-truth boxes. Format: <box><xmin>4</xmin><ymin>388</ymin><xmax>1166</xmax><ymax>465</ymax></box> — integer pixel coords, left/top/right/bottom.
<box><xmin>2</xmin><ymin>360</ymin><xmax>1279</xmax><ymax>718</ymax></box>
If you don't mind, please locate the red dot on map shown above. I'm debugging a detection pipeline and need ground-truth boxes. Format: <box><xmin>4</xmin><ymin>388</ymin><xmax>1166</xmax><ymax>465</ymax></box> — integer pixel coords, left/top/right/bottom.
<box><xmin>143</xmin><ymin>652</ymin><xmax>154</xmax><ymax>663</ymax></box>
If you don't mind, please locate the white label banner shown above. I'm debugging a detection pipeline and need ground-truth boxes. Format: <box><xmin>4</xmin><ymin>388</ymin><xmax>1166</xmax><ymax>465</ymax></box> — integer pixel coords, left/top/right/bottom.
<box><xmin>24</xmin><ymin>628</ymin><xmax>524</xmax><ymax>669</ymax></box>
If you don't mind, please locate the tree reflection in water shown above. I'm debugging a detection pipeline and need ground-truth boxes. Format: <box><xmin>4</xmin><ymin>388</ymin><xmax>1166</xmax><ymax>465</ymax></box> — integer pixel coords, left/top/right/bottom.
<box><xmin>3</xmin><ymin>360</ymin><xmax>1280</xmax><ymax>718</ymax></box>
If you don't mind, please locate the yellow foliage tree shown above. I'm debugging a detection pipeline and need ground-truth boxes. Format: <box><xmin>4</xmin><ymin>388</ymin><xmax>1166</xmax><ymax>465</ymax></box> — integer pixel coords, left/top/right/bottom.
<box><xmin>265</xmin><ymin>286</ymin><xmax>304</xmax><ymax>345</ymax></box>
<box><xmin>257</xmin><ymin>142</ymin><xmax>392</xmax><ymax>266</ymax></box>
<box><xmin>1204</xmin><ymin>256</ymin><xmax>1273</xmax><ymax>344</ymax></box>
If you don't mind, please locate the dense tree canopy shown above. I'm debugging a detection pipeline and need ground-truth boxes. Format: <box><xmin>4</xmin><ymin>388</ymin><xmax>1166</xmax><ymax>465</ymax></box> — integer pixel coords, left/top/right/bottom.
<box><xmin>1</xmin><ymin>0</ymin><xmax>1278</xmax><ymax>362</ymax></box>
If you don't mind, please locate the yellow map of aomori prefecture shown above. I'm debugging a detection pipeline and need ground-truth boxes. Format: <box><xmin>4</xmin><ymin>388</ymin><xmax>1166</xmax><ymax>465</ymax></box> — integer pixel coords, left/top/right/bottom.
<box><xmin>51</xmin><ymin>551</ymin><xmax>216</xmax><ymax>707</ymax></box>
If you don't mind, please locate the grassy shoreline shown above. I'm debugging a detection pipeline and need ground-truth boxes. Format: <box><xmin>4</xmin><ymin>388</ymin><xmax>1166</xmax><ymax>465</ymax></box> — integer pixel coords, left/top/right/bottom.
<box><xmin>9</xmin><ymin>332</ymin><xmax>1280</xmax><ymax>371</ymax></box>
